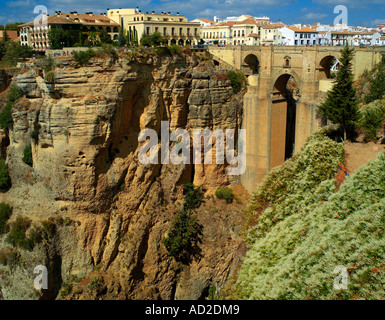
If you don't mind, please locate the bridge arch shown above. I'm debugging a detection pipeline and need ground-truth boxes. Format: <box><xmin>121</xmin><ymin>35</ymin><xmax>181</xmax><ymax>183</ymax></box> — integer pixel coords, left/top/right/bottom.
<box><xmin>318</xmin><ymin>52</ymin><xmax>341</xmax><ymax>79</ymax></box>
<box><xmin>269</xmin><ymin>70</ymin><xmax>301</xmax><ymax>168</ymax></box>
<box><xmin>244</xmin><ymin>54</ymin><xmax>260</xmax><ymax>75</ymax></box>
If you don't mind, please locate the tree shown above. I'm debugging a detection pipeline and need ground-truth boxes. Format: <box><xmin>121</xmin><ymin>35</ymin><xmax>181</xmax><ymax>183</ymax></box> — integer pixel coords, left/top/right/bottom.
<box><xmin>99</xmin><ymin>29</ymin><xmax>112</xmax><ymax>44</ymax></box>
<box><xmin>162</xmin><ymin>183</ymin><xmax>203</xmax><ymax>264</ymax></box>
<box><xmin>318</xmin><ymin>45</ymin><xmax>359</xmax><ymax>141</ymax></box>
<box><xmin>140</xmin><ymin>32</ymin><xmax>167</xmax><ymax>47</ymax></box>
<box><xmin>117</xmin><ymin>28</ymin><xmax>126</xmax><ymax>47</ymax></box>
<box><xmin>364</xmin><ymin>55</ymin><xmax>385</xmax><ymax>104</ymax></box>
<box><xmin>2</xmin><ymin>29</ymin><xmax>10</xmax><ymax>43</ymax></box>
<box><xmin>48</xmin><ymin>26</ymin><xmax>81</xmax><ymax>49</ymax></box>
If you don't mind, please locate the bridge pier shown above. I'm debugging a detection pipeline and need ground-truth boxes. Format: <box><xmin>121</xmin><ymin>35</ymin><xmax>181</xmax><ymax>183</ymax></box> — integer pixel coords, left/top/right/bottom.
<box><xmin>209</xmin><ymin>45</ymin><xmax>385</xmax><ymax>194</ymax></box>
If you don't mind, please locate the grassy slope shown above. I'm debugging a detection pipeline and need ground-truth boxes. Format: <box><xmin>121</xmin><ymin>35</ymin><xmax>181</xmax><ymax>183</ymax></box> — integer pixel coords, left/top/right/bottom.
<box><xmin>234</xmin><ymin>129</ymin><xmax>385</xmax><ymax>300</ymax></box>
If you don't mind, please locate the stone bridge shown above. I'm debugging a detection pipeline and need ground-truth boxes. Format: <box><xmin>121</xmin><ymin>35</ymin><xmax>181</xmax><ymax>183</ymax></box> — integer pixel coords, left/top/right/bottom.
<box><xmin>209</xmin><ymin>45</ymin><xmax>385</xmax><ymax>193</ymax></box>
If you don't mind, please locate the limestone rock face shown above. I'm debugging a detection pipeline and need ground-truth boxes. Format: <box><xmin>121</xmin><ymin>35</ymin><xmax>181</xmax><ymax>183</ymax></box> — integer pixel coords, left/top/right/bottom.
<box><xmin>0</xmin><ymin>51</ymin><xmax>246</xmax><ymax>300</ymax></box>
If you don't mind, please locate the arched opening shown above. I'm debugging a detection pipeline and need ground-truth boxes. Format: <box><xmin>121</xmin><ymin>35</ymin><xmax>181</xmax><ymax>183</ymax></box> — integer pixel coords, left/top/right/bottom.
<box><xmin>244</xmin><ymin>54</ymin><xmax>259</xmax><ymax>75</ymax></box>
<box><xmin>270</xmin><ymin>74</ymin><xmax>298</xmax><ymax>168</ymax></box>
<box><xmin>113</xmin><ymin>27</ymin><xmax>119</xmax><ymax>33</ymax></box>
<box><xmin>319</xmin><ymin>55</ymin><xmax>339</xmax><ymax>79</ymax></box>
<box><xmin>186</xmin><ymin>39</ymin><xmax>191</xmax><ymax>46</ymax></box>
<box><xmin>170</xmin><ymin>39</ymin><xmax>176</xmax><ymax>45</ymax></box>
<box><xmin>178</xmin><ymin>39</ymin><xmax>184</xmax><ymax>46</ymax></box>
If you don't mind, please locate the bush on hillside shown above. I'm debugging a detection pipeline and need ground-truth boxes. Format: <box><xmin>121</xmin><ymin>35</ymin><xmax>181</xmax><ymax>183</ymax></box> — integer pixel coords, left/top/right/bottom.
<box><xmin>235</xmin><ymin>150</ymin><xmax>385</xmax><ymax>300</ymax></box>
<box><xmin>22</xmin><ymin>144</ymin><xmax>33</xmax><ymax>166</ymax></box>
<box><xmin>0</xmin><ymin>160</ymin><xmax>11</xmax><ymax>191</ymax></box>
<box><xmin>227</xmin><ymin>70</ymin><xmax>245</xmax><ymax>93</ymax></box>
<box><xmin>358</xmin><ymin>99</ymin><xmax>385</xmax><ymax>141</ymax></box>
<box><xmin>162</xmin><ymin>210</ymin><xmax>202</xmax><ymax>264</ymax></box>
<box><xmin>244</xmin><ymin>129</ymin><xmax>345</xmax><ymax>240</ymax></box>
<box><xmin>0</xmin><ymin>202</ymin><xmax>11</xmax><ymax>234</ymax></box>
<box><xmin>227</xmin><ymin>128</ymin><xmax>385</xmax><ymax>300</ymax></box>
<box><xmin>215</xmin><ymin>187</ymin><xmax>234</xmax><ymax>204</ymax></box>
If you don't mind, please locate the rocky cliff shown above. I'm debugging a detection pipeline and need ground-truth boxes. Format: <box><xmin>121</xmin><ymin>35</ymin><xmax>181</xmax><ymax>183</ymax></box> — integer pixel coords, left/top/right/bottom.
<box><xmin>0</xmin><ymin>49</ymin><xmax>247</xmax><ymax>300</ymax></box>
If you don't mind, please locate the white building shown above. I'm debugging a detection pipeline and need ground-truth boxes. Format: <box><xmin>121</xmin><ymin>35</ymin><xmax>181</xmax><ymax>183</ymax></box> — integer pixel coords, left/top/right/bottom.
<box><xmin>278</xmin><ymin>25</ymin><xmax>318</xmax><ymax>46</ymax></box>
<box><xmin>191</xmin><ymin>18</ymin><xmax>213</xmax><ymax>28</ymax></box>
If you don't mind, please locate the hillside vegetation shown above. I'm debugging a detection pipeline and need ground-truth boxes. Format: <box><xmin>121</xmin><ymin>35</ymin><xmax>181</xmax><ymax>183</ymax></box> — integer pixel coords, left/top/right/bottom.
<box><xmin>230</xmin><ymin>129</ymin><xmax>385</xmax><ymax>300</ymax></box>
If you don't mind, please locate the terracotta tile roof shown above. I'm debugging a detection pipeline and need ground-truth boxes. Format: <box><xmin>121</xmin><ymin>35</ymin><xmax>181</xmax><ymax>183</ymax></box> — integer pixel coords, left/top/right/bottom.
<box><xmin>195</xmin><ymin>18</ymin><xmax>214</xmax><ymax>23</ymax></box>
<box><xmin>20</xmin><ymin>13</ymin><xmax>119</xmax><ymax>27</ymax></box>
<box><xmin>0</xmin><ymin>30</ymin><xmax>19</xmax><ymax>41</ymax></box>
<box><xmin>208</xmin><ymin>21</ymin><xmax>235</xmax><ymax>27</ymax></box>
<box><xmin>235</xmin><ymin>17</ymin><xmax>258</xmax><ymax>25</ymax></box>
<box><xmin>247</xmin><ymin>33</ymin><xmax>260</xmax><ymax>37</ymax></box>
<box><xmin>287</xmin><ymin>26</ymin><xmax>318</xmax><ymax>33</ymax></box>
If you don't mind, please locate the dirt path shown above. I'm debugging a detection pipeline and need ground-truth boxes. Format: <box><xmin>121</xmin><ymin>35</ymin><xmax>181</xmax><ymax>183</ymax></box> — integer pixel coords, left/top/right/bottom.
<box><xmin>345</xmin><ymin>141</ymin><xmax>385</xmax><ymax>174</ymax></box>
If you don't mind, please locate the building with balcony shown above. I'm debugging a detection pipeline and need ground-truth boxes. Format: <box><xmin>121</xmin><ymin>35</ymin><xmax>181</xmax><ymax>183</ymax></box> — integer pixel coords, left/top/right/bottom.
<box><xmin>19</xmin><ymin>11</ymin><xmax>120</xmax><ymax>51</ymax></box>
<box><xmin>201</xmin><ymin>15</ymin><xmax>283</xmax><ymax>46</ymax></box>
<box><xmin>107</xmin><ymin>8</ymin><xmax>201</xmax><ymax>46</ymax></box>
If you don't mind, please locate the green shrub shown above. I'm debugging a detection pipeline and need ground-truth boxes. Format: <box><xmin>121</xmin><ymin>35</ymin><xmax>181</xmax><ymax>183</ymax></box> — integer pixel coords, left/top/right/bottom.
<box><xmin>44</xmin><ymin>71</ymin><xmax>54</xmax><ymax>83</ymax></box>
<box><xmin>0</xmin><ymin>160</ymin><xmax>11</xmax><ymax>191</ymax></box>
<box><xmin>0</xmin><ymin>86</ymin><xmax>23</xmax><ymax>131</ymax></box>
<box><xmin>0</xmin><ymin>102</ymin><xmax>13</xmax><ymax>130</ymax></box>
<box><xmin>227</xmin><ymin>70</ymin><xmax>245</xmax><ymax>93</ymax></box>
<box><xmin>73</xmin><ymin>46</ymin><xmax>118</xmax><ymax>66</ymax></box>
<box><xmin>0</xmin><ymin>202</ymin><xmax>11</xmax><ymax>234</ymax></box>
<box><xmin>169</xmin><ymin>45</ymin><xmax>181</xmax><ymax>56</ymax></box>
<box><xmin>7</xmin><ymin>86</ymin><xmax>23</xmax><ymax>103</ymax></box>
<box><xmin>73</xmin><ymin>49</ymin><xmax>96</xmax><ymax>66</ymax></box>
<box><xmin>88</xmin><ymin>275</ymin><xmax>104</xmax><ymax>291</ymax></box>
<box><xmin>6</xmin><ymin>215</ymin><xmax>33</xmax><ymax>250</ymax></box>
<box><xmin>162</xmin><ymin>210</ymin><xmax>202</xmax><ymax>263</ymax></box>
<box><xmin>59</xmin><ymin>281</ymin><xmax>72</xmax><ymax>297</ymax></box>
<box><xmin>154</xmin><ymin>46</ymin><xmax>171</xmax><ymax>56</ymax></box>
<box><xmin>31</xmin><ymin>113</ymin><xmax>41</xmax><ymax>145</ymax></box>
<box><xmin>183</xmin><ymin>183</ymin><xmax>203</xmax><ymax>211</ymax></box>
<box><xmin>43</xmin><ymin>56</ymin><xmax>54</xmax><ymax>74</ymax></box>
<box><xmin>215</xmin><ymin>187</ymin><xmax>234</xmax><ymax>204</ymax></box>
<box><xmin>235</xmin><ymin>150</ymin><xmax>385</xmax><ymax>300</ymax></box>
<box><xmin>22</xmin><ymin>144</ymin><xmax>33</xmax><ymax>166</ymax></box>
<box><xmin>0</xmin><ymin>247</ymin><xmax>20</xmax><ymax>267</ymax></box>
<box><xmin>358</xmin><ymin>99</ymin><xmax>385</xmax><ymax>141</ymax></box>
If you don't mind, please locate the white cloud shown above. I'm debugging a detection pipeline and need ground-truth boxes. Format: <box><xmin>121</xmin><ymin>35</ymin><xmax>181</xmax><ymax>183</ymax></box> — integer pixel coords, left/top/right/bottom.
<box><xmin>303</xmin><ymin>12</ymin><xmax>329</xmax><ymax>21</ymax></box>
<box><xmin>368</xmin><ymin>18</ymin><xmax>385</xmax><ymax>26</ymax></box>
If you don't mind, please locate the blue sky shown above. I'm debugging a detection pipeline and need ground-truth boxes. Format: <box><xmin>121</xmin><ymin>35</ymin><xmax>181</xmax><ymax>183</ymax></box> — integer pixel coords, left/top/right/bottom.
<box><xmin>1</xmin><ymin>0</ymin><xmax>385</xmax><ymax>27</ymax></box>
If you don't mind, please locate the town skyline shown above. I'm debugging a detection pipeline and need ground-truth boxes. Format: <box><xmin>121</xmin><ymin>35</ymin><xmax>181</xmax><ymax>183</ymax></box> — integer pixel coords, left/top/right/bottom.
<box><xmin>1</xmin><ymin>0</ymin><xmax>385</xmax><ymax>28</ymax></box>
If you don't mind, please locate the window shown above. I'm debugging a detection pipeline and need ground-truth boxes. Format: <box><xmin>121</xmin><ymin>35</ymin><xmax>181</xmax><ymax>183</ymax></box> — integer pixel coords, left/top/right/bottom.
<box><xmin>155</xmin><ymin>27</ymin><xmax>158</xmax><ymax>32</ymax></box>
<box><xmin>163</xmin><ymin>27</ymin><xmax>167</xmax><ymax>35</ymax></box>
<box><xmin>179</xmin><ymin>28</ymin><xmax>182</xmax><ymax>36</ymax></box>
<box><xmin>194</xmin><ymin>28</ymin><xmax>197</xmax><ymax>36</ymax></box>
<box><xmin>187</xmin><ymin>28</ymin><xmax>190</xmax><ymax>36</ymax></box>
<box><xmin>146</xmin><ymin>27</ymin><xmax>150</xmax><ymax>35</ymax></box>
<box><xmin>172</xmin><ymin>27</ymin><xmax>175</xmax><ymax>35</ymax></box>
